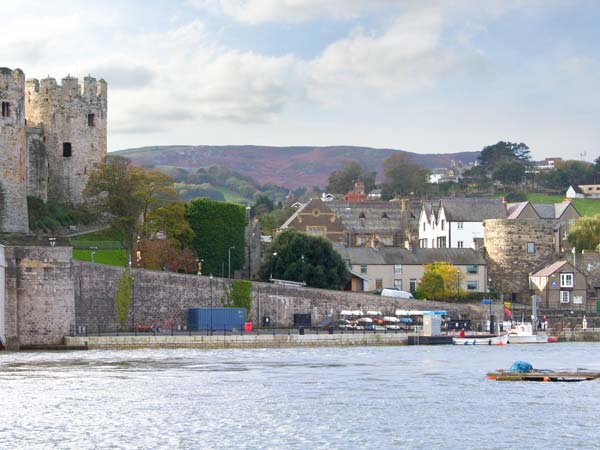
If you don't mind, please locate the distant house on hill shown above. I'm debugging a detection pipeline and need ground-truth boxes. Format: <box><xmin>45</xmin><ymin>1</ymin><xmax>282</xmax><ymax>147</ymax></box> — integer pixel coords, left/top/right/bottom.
<box><xmin>566</xmin><ymin>184</ymin><xmax>600</xmax><ymax>199</ymax></box>
<box><xmin>418</xmin><ymin>198</ymin><xmax>506</xmax><ymax>249</ymax></box>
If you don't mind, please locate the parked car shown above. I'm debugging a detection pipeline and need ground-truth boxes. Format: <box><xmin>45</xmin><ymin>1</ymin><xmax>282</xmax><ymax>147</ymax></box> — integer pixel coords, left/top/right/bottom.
<box><xmin>380</xmin><ymin>288</ymin><xmax>414</xmax><ymax>299</ymax></box>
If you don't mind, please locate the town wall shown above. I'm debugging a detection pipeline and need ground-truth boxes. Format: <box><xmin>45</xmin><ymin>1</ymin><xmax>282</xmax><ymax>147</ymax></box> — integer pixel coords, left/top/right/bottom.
<box><xmin>73</xmin><ymin>261</ymin><xmax>486</xmax><ymax>333</ymax></box>
<box><xmin>3</xmin><ymin>244</ymin><xmax>74</xmax><ymax>349</ymax></box>
<box><xmin>484</xmin><ymin>219</ymin><xmax>556</xmax><ymax>302</ymax></box>
<box><xmin>0</xmin><ymin>68</ymin><xmax>29</xmax><ymax>233</ymax></box>
<box><xmin>25</xmin><ymin>75</ymin><xmax>107</xmax><ymax>204</ymax></box>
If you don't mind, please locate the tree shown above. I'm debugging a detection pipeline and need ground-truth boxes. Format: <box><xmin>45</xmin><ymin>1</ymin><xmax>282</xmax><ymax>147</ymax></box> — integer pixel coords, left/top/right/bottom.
<box><xmin>114</xmin><ymin>270</ymin><xmax>132</xmax><ymax>328</ymax></box>
<box><xmin>492</xmin><ymin>160</ymin><xmax>526</xmax><ymax>187</ymax></box>
<box><xmin>568</xmin><ymin>215</ymin><xmax>600</xmax><ymax>251</ymax></box>
<box><xmin>478</xmin><ymin>141</ymin><xmax>531</xmax><ymax>167</ymax></box>
<box><xmin>252</xmin><ymin>195</ymin><xmax>275</xmax><ymax>216</ymax></box>
<box><xmin>146</xmin><ymin>202</ymin><xmax>194</xmax><ymax>250</ymax></box>
<box><xmin>185</xmin><ymin>198</ymin><xmax>247</xmax><ymax>276</ymax></box>
<box><xmin>382</xmin><ymin>153</ymin><xmax>430</xmax><ymax>196</ymax></box>
<box><xmin>223</xmin><ymin>279</ymin><xmax>253</xmax><ymax>319</ymax></box>
<box><xmin>259</xmin><ymin>229</ymin><xmax>349</xmax><ymax>290</ymax></box>
<box><xmin>327</xmin><ymin>162</ymin><xmax>376</xmax><ymax>194</ymax></box>
<box><xmin>84</xmin><ymin>156</ymin><xmax>177</xmax><ymax>264</ymax></box>
<box><xmin>416</xmin><ymin>262</ymin><xmax>463</xmax><ymax>300</ymax></box>
<box><xmin>540</xmin><ymin>160</ymin><xmax>595</xmax><ymax>190</ymax></box>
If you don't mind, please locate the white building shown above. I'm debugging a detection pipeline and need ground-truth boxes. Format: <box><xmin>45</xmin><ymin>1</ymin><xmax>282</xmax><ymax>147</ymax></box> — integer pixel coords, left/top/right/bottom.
<box><xmin>566</xmin><ymin>184</ymin><xmax>600</xmax><ymax>199</ymax></box>
<box><xmin>418</xmin><ymin>198</ymin><xmax>506</xmax><ymax>249</ymax></box>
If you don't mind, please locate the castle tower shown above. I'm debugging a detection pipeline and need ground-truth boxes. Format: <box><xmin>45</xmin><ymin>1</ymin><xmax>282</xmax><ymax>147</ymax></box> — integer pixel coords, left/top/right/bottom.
<box><xmin>0</xmin><ymin>68</ymin><xmax>29</xmax><ymax>232</ymax></box>
<box><xmin>25</xmin><ymin>75</ymin><xmax>107</xmax><ymax>204</ymax></box>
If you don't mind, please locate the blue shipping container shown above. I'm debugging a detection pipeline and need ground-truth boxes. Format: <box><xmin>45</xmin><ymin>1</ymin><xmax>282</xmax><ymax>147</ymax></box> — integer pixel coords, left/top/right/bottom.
<box><xmin>187</xmin><ymin>308</ymin><xmax>247</xmax><ymax>331</ymax></box>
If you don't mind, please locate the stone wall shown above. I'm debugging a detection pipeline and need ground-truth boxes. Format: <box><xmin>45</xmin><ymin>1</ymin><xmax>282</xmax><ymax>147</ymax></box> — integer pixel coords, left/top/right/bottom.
<box><xmin>484</xmin><ymin>219</ymin><xmax>556</xmax><ymax>302</ymax></box>
<box><xmin>4</xmin><ymin>245</ymin><xmax>75</xmax><ymax>349</ymax></box>
<box><xmin>0</xmin><ymin>68</ymin><xmax>29</xmax><ymax>233</ymax></box>
<box><xmin>26</xmin><ymin>126</ymin><xmax>48</xmax><ymax>201</ymax></box>
<box><xmin>25</xmin><ymin>75</ymin><xmax>107</xmax><ymax>204</ymax></box>
<box><xmin>74</xmin><ymin>261</ymin><xmax>488</xmax><ymax>333</ymax></box>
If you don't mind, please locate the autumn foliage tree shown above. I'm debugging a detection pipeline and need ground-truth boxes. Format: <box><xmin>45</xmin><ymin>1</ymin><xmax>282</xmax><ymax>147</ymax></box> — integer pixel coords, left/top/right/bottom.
<box><xmin>416</xmin><ymin>262</ymin><xmax>463</xmax><ymax>300</ymax></box>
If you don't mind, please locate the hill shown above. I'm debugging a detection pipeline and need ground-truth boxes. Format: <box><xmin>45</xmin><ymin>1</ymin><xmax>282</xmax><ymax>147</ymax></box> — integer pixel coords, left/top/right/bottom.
<box><xmin>113</xmin><ymin>145</ymin><xmax>479</xmax><ymax>189</ymax></box>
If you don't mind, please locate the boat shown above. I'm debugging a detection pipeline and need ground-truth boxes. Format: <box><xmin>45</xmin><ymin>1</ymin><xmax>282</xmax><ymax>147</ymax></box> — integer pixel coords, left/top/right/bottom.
<box><xmin>507</xmin><ymin>323</ymin><xmax>549</xmax><ymax>344</ymax></box>
<box><xmin>487</xmin><ymin>361</ymin><xmax>600</xmax><ymax>382</ymax></box>
<box><xmin>453</xmin><ymin>334</ymin><xmax>509</xmax><ymax>345</ymax></box>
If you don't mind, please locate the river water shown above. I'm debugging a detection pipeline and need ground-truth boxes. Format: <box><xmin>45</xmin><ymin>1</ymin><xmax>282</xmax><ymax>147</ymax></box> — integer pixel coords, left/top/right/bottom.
<box><xmin>1</xmin><ymin>343</ymin><xmax>599</xmax><ymax>450</ymax></box>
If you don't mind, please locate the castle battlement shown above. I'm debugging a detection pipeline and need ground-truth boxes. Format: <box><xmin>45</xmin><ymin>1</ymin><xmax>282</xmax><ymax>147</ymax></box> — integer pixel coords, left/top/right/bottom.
<box><xmin>25</xmin><ymin>75</ymin><xmax>107</xmax><ymax>100</ymax></box>
<box><xmin>0</xmin><ymin>68</ymin><xmax>25</xmax><ymax>87</ymax></box>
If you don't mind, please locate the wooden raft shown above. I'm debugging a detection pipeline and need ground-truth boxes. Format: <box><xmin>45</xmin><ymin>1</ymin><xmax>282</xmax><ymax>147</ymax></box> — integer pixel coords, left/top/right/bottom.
<box><xmin>487</xmin><ymin>370</ymin><xmax>600</xmax><ymax>382</ymax></box>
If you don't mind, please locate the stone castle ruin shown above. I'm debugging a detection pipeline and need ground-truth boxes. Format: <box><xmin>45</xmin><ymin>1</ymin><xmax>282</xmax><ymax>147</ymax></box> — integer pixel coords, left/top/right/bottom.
<box><xmin>0</xmin><ymin>68</ymin><xmax>107</xmax><ymax>233</ymax></box>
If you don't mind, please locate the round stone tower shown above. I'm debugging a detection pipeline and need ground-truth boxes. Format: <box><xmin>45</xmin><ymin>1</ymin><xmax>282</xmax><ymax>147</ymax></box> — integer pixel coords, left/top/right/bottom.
<box><xmin>0</xmin><ymin>68</ymin><xmax>29</xmax><ymax>233</ymax></box>
<box><xmin>25</xmin><ymin>75</ymin><xmax>107</xmax><ymax>204</ymax></box>
<box><xmin>484</xmin><ymin>219</ymin><xmax>556</xmax><ymax>302</ymax></box>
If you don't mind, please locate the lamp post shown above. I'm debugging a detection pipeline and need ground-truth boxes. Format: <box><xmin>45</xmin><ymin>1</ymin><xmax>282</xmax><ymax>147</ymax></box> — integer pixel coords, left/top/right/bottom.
<box><xmin>209</xmin><ymin>274</ymin><xmax>213</xmax><ymax>336</ymax></box>
<box><xmin>270</xmin><ymin>252</ymin><xmax>277</xmax><ymax>281</ymax></box>
<box><xmin>228</xmin><ymin>246</ymin><xmax>235</xmax><ymax>280</ymax></box>
<box><xmin>301</xmin><ymin>255</ymin><xmax>305</xmax><ymax>283</ymax></box>
<box><xmin>197</xmin><ymin>259</ymin><xmax>204</xmax><ymax>276</ymax></box>
<box><xmin>136</xmin><ymin>236</ymin><xmax>141</xmax><ymax>268</ymax></box>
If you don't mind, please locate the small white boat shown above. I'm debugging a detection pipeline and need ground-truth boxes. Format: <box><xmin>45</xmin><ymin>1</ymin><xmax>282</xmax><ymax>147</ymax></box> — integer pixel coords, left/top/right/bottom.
<box><xmin>507</xmin><ymin>323</ymin><xmax>549</xmax><ymax>344</ymax></box>
<box><xmin>453</xmin><ymin>334</ymin><xmax>509</xmax><ymax>345</ymax></box>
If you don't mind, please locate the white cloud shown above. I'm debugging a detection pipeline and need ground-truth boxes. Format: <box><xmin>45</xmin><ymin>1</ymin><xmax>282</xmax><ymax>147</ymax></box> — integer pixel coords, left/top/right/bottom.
<box><xmin>188</xmin><ymin>0</ymin><xmax>396</xmax><ymax>24</ymax></box>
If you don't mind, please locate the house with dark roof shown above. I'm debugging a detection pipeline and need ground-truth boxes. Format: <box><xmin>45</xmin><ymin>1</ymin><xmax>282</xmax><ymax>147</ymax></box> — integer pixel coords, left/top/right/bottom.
<box><xmin>418</xmin><ymin>198</ymin><xmax>506</xmax><ymax>249</ymax></box>
<box><xmin>506</xmin><ymin>201</ymin><xmax>580</xmax><ymax>221</ymax></box>
<box><xmin>530</xmin><ymin>260</ymin><xmax>587</xmax><ymax>310</ymax></box>
<box><xmin>279</xmin><ymin>197</ymin><xmax>419</xmax><ymax>248</ymax></box>
<box><xmin>334</xmin><ymin>244</ymin><xmax>487</xmax><ymax>293</ymax></box>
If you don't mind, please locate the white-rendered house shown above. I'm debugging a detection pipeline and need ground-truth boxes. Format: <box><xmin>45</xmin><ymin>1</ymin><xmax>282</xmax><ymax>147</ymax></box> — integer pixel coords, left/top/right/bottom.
<box><xmin>418</xmin><ymin>198</ymin><xmax>507</xmax><ymax>249</ymax></box>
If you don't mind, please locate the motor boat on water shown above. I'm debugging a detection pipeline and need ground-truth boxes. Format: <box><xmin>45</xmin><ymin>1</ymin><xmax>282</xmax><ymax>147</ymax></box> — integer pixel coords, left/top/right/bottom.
<box><xmin>507</xmin><ymin>323</ymin><xmax>550</xmax><ymax>344</ymax></box>
<box><xmin>452</xmin><ymin>333</ymin><xmax>509</xmax><ymax>346</ymax></box>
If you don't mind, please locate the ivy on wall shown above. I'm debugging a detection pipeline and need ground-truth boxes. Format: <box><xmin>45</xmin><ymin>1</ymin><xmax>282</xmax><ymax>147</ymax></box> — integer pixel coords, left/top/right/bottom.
<box><xmin>185</xmin><ymin>198</ymin><xmax>247</xmax><ymax>276</ymax></box>
<box><xmin>115</xmin><ymin>270</ymin><xmax>132</xmax><ymax>327</ymax></box>
<box><xmin>224</xmin><ymin>279</ymin><xmax>253</xmax><ymax>319</ymax></box>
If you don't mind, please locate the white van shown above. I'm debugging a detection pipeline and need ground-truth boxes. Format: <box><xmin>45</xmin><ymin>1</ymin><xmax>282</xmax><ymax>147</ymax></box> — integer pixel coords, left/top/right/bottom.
<box><xmin>380</xmin><ymin>288</ymin><xmax>414</xmax><ymax>299</ymax></box>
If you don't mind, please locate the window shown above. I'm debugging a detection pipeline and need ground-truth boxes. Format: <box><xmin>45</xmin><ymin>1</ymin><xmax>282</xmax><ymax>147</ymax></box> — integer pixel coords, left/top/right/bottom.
<box><xmin>394</xmin><ymin>264</ymin><xmax>402</xmax><ymax>275</ymax></box>
<box><xmin>420</xmin><ymin>239</ymin><xmax>428</xmax><ymax>248</ymax></box>
<box><xmin>375</xmin><ymin>279</ymin><xmax>383</xmax><ymax>290</ymax></box>
<box><xmin>560</xmin><ymin>291</ymin><xmax>570</xmax><ymax>303</ymax></box>
<box><xmin>306</xmin><ymin>226</ymin><xmax>326</xmax><ymax>236</ymax></box>
<box><xmin>527</xmin><ymin>242</ymin><xmax>535</xmax><ymax>254</ymax></box>
<box><xmin>441</xmin><ymin>219</ymin><xmax>445</xmax><ymax>230</ymax></box>
<box><xmin>436</xmin><ymin>237</ymin><xmax>446</xmax><ymax>248</ymax></box>
<box><xmin>312</xmin><ymin>209</ymin><xmax>320</xmax><ymax>217</ymax></box>
<box><xmin>394</xmin><ymin>279</ymin><xmax>402</xmax><ymax>289</ymax></box>
<box><xmin>457</xmin><ymin>241</ymin><xmax>464</xmax><ymax>248</ymax></box>
<box><xmin>1</xmin><ymin>101</ymin><xmax>10</xmax><ymax>117</ymax></box>
<box><xmin>423</xmin><ymin>222</ymin><xmax>426</xmax><ymax>231</ymax></box>
<box><xmin>467</xmin><ymin>265</ymin><xmax>478</xmax><ymax>274</ymax></box>
<box><xmin>560</xmin><ymin>273</ymin><xmax>574</xmax><ymax>288</ymax></box>
<box><xmin>87</xmin><ymin>113</ymin><xmax>95</xmax><ymax>127</ymax></box>
<box><xmin>360</xmin><ymin>264</ymin><xmax>367</xmax><ymax>275</ymax></box>
<box><xmin>359</xmin><ymin>212</ymin><xmax>366</xmax><ymax>219</ymax></box>
<box><xmin>457</xmin><ymin>222</ymin><xmax>464</xmax><ymax>229</ymax></box>
<box><xmin>62</xmin><ymin>142</ymin><xmax>72</xmax><ymax>157</ymax></box>
<box><xmin>409</xmin><ymin>279</ymin><xmax>417</xmax><ymax>293</ymax></box>
<box><xmin>466</xmin><ymin>281</ymin><xmax>479</xmax><ymax>291</ymax></box>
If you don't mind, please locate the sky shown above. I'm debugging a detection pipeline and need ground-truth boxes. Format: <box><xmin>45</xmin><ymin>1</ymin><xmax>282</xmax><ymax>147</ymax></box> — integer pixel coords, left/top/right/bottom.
<box><xmin>2</xmin><ymin>0</ymin><xmax>599</xmax><ymax>160</ymax></box>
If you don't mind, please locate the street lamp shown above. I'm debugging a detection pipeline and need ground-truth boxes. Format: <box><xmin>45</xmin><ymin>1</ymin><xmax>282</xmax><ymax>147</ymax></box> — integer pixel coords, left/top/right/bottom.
<box><xmin>456</xmin><ymin>268</ymin><xmax>460</xmax><ymax>301</ymax></box>
<box><xmin>197</xmin><ymin>258</ymin><xmax>204</xmax><ymax>275</ymax></box>
<box><xmin>270</xmin><ymin>252</ymin><xmax>278</xmax><ymax>281</ymax></box>
<box><xmin>228</xmin><ymin>246</ymin><xmax>235</xmax><ymax>279</ymax></box>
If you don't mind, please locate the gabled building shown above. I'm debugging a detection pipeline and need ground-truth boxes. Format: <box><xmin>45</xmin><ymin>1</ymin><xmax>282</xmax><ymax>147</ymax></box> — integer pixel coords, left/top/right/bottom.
<box><xmin>418</xmin><ymin>198</ymin><xmax>506</xmax><ymax>249</ymax></box>
<box><xmin>530</xmin><ymin>260</ymin><xmax>587</xmax><ymax>310</ymax></box>
<box><xmin>334</xmin><ymin>244</ymin><xmax>487</xmax><ymax>293</ymax></box>
<box><xmin>566</xmin><ymin>184</ymin><xmax>600</xmax><ymax>199</ymax></box>
<box><xmin>506</xmin><ymin>200</ymin><xmax>580</xmax><ymax>221</ymax></box>
<box><xmin>278</xmin><ymin>198</ymin><xmax>347</xmax><ymax>243</ymax></box>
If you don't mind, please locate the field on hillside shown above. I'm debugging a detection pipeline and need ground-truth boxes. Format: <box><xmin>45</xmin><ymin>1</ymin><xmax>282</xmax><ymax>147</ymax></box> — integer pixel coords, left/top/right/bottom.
<box><xmin>524</xmin><ymin>193</ymin><xmax>600</xmax><ymax>216</ymax></box>
<box><xmin>73</xmin><ymin>249</ymin><xmax>127</xmax><ymax>266</ymax></box>
<box><xmin>71</xmin><ymin>230</ymin><xmax>127</xmax><ymax>266</ymax></box>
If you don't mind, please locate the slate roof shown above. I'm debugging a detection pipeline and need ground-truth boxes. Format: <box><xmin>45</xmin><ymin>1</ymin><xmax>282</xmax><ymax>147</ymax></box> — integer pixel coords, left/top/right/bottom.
<box><xmin>328</xmin><ymin>201</ymin><xmax>415</xmax><ymax>233</ymax></box>
<box><xmin>531</xmin><ymin>201</ymin><xmax>574</xmax><ymax>219</ymax></box>
<box><xmin>333</xmin><ymin>244</ymin><xmax>486</xmax><ymax>266</ymax></box>
<box><xmin>440</xmin><ymin>198</ymin><xmax>507</xmax><ymax>221</ymax></box>
<box><xmin>506</xmin><ymin>201</ymin><xmax>529</xmax><ymax>219</ymax></box>
<box><xmin>531</xmin><ymin>260</ymin><xmax>569</xmax><ymax>277</ymax></box>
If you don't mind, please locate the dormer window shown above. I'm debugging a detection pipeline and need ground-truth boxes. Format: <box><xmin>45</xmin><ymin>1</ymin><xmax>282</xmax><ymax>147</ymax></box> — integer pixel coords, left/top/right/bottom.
<box><xmin>359</xmin><ymin>212</ymin><xmax>366</xmax><ymax>219</ymax></box>
<box><xmin>381</xmin><ymin>212</ymin><xmax>389</xmax><ymax>219</ymax></box>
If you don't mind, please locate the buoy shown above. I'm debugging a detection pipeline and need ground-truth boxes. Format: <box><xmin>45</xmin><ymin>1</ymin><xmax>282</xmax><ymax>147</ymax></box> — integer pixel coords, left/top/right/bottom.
<box><xmin>498</xmin><ymin>341</ymin><xmax>504</xmax><ymax>346</ymax></box>
<box><xmin>543</xmin><ymin>376</ymin><xmax>550</xmax><ymax>382</ymax></box>
<box><xmin>486</xmin><ymin>375</ymin><xmax>496</xmax><ymax>380</ymax></box>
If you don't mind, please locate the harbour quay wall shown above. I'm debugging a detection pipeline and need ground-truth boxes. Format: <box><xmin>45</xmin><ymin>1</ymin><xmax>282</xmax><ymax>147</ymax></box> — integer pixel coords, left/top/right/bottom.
<box><xmin>74</xmin><ymin>262</ymin><xmax>488</xmax><ymax>333</ymax></box>
<box><xmin>64</xmin><ymin>333</ymin><xmax>408</xmax><ymax>350</ymax></box>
